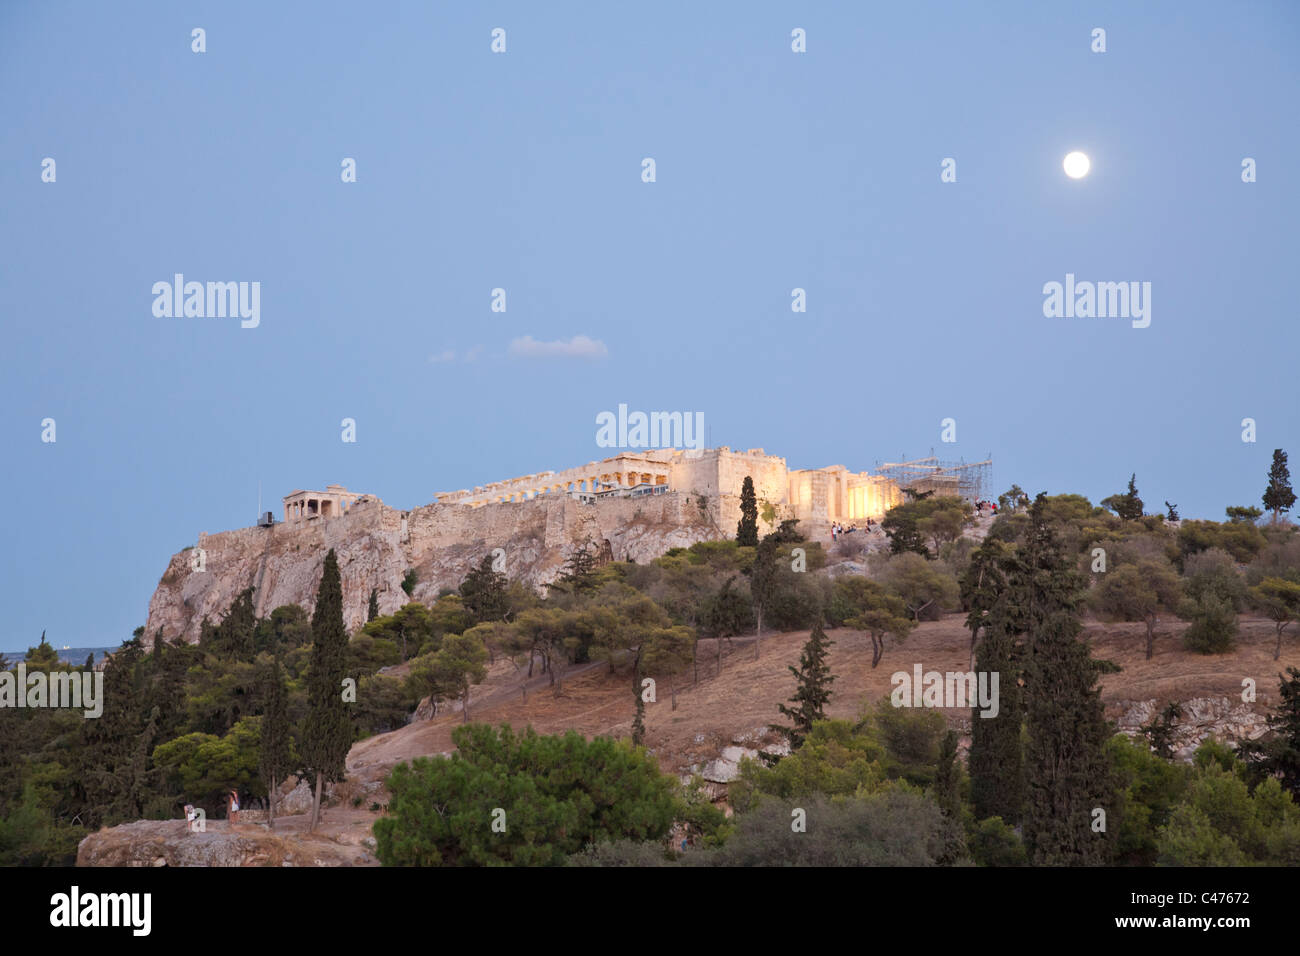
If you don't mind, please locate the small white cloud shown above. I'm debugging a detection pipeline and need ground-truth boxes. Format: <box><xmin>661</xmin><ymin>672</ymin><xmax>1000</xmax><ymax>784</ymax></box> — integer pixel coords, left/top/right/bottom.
<box><xmin>463</xmin><ymin>345</ymin><xmax>484</xmax><ymax>363</ymax></box>
<box><xmin>428</xmin><ymin>350</ymin><xmax>456</xmax><ymax>364</ymax></box>
<box><xmin>508</xmin><ymin>334</ymin><xmax>609</xmax><ymax>360</ymax></box>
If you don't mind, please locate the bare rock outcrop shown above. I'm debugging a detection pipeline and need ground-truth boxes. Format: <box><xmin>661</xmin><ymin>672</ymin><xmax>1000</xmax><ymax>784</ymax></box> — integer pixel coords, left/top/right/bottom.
<box><xmin>694</xmin><ymin>726</ymin><xmax>792</xmax><ymax>784</ymax></box>
<box><xmin>146</xmin><ymin>493</ymin><xmax>720</xmax><ymax>645</ymax></box>
<box><xmin>75</xmin><ymin>819</ymin><xmax>375</xmax><ymax>867</ymax></box>
<box><xmin>1113</xmin><ymin>696</ymin><xmax>1271</xmax><ymax>761</ymax></box>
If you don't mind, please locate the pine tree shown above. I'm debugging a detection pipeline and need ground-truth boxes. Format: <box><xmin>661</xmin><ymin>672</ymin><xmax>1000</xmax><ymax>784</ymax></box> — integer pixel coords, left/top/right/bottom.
<box><xmin>1019</xmin><ymin>497</ymin><xmax>1116</xmax><ymax>865</ymax></box>
<box><xmin>303</xmin><ymin>549</ymin><xmax>352</xmax><ymax>831</ymax></box>
<box><xmin>460</xmin><ymin>553</ymin><xmax>509</xmax><ymax>622</ymax></box>
<box><xmin>259</xmin><ymin>655</ymin><xmax>292</xmax><ymax>829</ymax></box>
<box><xmin>551</xmin><ymin>539</ymin><xmax>599</xmax><ymax>594</ymax></box>
<box><xmin>1140</xmin><ymin>702</ymin><xmax>1183</xmax><ymax>760</ymax></box>
<box><xmin>367</xmin><ymin>588</ymin><xmax>379</xmax><ymax>622</ymax></box>
<box><xmin>736</xmin><ymin>476</ymin><xmax>759</xmax><ymax>546</ymax></box>
<box><xmin>1263</xmin><ymin>449</ymin><xmax>1296</xmax><ymax>524</ymax></box>
<box><xmin>774</xmin><ymin>620</ymin><xmax>835</xmax><ymax>749</ymax></box>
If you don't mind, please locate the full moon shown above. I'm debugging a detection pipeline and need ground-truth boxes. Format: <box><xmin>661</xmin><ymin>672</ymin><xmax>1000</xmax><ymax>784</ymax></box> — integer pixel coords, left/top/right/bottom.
<box><xmin>1063</xmin><ymin>151</ymin><xmax>1091</xmax><ymax>179</ymax></box>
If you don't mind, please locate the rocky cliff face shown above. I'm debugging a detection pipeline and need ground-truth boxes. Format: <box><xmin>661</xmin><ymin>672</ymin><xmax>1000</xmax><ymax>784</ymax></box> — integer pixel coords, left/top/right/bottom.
<box><xmin>1113</xmin><ymin>696</ymin><xmax>1271</xmax><ymax>761</ymax></box>
<box><xmin>146</xmin><ymin>492</ymin><xmax>727</xmax><ymax>645</ymax></box>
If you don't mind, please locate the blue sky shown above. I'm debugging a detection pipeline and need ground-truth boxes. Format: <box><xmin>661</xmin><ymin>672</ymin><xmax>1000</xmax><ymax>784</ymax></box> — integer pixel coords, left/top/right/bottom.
<box><xmin>3</xmin><ymin>1</ymin><xmax>1297</xmax><ymax>650</ymax></box>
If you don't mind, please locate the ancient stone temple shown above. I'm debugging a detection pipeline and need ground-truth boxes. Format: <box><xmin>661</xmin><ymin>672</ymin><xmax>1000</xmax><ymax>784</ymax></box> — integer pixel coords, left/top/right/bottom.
<box><xmin>278</xmin><ymin>449</ymin><xmax>987</xmax><ymax>533</ymax></box>
<box><xmin>282</xmin><ymin>484</ymin><xmax>369</xmax><ymax>522</ymax></box>
<box><xmin>433</xmin><ymin>447</ymin><xmax>912</xmax><ymax>526</ymax></box>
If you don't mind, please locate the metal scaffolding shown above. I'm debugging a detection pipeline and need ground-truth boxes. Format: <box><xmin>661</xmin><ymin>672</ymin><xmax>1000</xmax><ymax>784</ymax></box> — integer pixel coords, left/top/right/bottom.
<box><xmin>874</xmin><ymin>453</ymin><xmax>993</xmax><ymax>504</ymax></box>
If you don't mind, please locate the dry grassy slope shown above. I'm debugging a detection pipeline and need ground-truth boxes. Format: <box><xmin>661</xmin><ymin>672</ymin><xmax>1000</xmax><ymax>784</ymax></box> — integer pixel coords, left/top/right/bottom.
<box><xmin>80</xmin><ymin>612</ymin><xmax>1295</xmax><ymax>866</ymax></box>
<box><xmin>349</xmin><ymin>613</ymin><xmax>1298</xmax><ymax>783</ymax></box>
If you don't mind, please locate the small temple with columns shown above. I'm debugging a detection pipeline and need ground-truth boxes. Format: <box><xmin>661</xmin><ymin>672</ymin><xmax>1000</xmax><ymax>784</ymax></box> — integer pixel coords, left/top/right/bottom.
<box><xmin>282</xmin><ymin>484</ymin><xmax>369</xmax><ymax>522</ymax></box>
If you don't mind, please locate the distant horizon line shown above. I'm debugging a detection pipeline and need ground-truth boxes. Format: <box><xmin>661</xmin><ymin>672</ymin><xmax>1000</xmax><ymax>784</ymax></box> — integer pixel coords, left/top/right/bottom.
<box><xmin>1</xmin><ymin>645</ymin><xmax>118</xmax><ymax>657</ymax></box>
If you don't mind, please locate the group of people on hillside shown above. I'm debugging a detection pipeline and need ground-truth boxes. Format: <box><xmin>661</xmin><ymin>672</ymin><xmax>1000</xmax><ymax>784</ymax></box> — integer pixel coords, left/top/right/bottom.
<box><xmin>830</xmin><ymin>518</ymin><xmax>872</xmax><ymax>541</ymax></box>
<box><xmin>184</xmin><ymin>788</ymin><xmax>245</xmax><ymax>832</ymax></box>
<box><xmin>974</xmin><ymin>499</ymin><xmax>999</xmax><ymax>516</ymax></box>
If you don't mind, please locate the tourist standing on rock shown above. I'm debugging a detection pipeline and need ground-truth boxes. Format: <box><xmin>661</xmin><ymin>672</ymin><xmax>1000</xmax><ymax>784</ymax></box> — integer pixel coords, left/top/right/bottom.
<box><xmin>228</xmin><ymin>788</ymin><xmax>240</xmax><ymax>825</ymax></box>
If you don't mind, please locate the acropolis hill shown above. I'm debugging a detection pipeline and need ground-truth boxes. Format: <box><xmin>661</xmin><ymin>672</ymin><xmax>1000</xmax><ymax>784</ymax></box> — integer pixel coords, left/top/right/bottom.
<box><xmin>146</xmin><ymin>446</ymin><xmax>988</xmax><ymax>644</ymax></box>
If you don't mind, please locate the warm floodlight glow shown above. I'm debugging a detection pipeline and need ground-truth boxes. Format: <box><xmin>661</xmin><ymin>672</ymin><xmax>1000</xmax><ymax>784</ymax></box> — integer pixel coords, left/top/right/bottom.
<box><xmin>1063</xmin><ymin>151</ymin><xmax>1091</xmax><ymax>179</ymax></box>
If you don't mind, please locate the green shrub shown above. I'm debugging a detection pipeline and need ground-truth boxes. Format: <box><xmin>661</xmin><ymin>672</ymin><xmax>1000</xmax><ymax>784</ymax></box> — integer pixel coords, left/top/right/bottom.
<box><xmin>1181</xmin><ymin>593</ymin><xmax>1238</xmax><ymax>654</ymax></box>
<box><xmin>401</xmin><ymin>568</ymin><xmax>418</xmax><ymax>597</ymax></box>
<box><xmin>685</xmin><ymin>790</ymin><xmax>961</xmax><ymax>867</ymax></box>
<box><xmin>968</xmin><ymin>816</ymin><xmax>1027</xmax><ymax>867</ymax></box>
<box><xmin>374</xmin><ymin>724</ymin><xmax>677</xmax><ymax>866</ymax></box>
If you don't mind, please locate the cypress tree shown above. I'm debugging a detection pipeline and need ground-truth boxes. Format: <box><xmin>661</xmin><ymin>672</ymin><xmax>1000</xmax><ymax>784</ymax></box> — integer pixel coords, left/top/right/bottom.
<box><xmin>26</xmin><ymin>631</ymin><xmax>58</xmax><ymax>669</ymax></box>
<box><xmin>148</xmin><ymin>628</ymin><xmax>185</xmax><ymax>740</ymax></box>
<box><xmin>79</xmin><ymin>634</ymin><xmax>150</xmax><ymax>826</ymax></box>
<box><xmin>303</xmin><ymin>549</ymin><xmax>352</xmax><ymax>831</ymax></box>
<box><xmin>932</xmin><ymin>729</ymin><xmax>970</xmax><ymax>864</ymax></box>
<box><xmin>965</xmin><ymin>536</ymin><xmax>1024</xmax><ymax>823</ymax></box>
<box><xmin>367</xmin><ymin>588</ymin><xmax>379</xmax><ymax>622</ymax></box>
<box><xmin>1102</xmin><ymin>474</ymin><xmax>1143</xmax><ymax>521</ymax></box>
<box><xmin>969</xmin><ymin>619</ymin><xmax>1024</xmax><ymax>823</ymax></box>
<box><xmin>1122</xmin><ymin>474</ymin><xmax>1143</xmax><ymax>520</ymax></box>
<box><xmin>210</xmin><ymin>588</ymin><xmax>256</xmax><ymax>661</ymax></box>
<box><xmin>259</xmin><ymin>655</ymin><xmax>292</xmax><ymax>829</ymax></box>
<box><xmin>1263</xmin><ymin>449</ymin><xmax>1296</xmax><ymax>524</ymax></box>
<box><xmin>747</xmin><ymin>536</ymin><xmax>780</xmax><ymax>659</ymax></box>
<box><xmin>1019</xmin><ymin>497</ymin><xmax>1116</xmax><ymax>865</ymax></box>
<box><xmin>933</xmin><ymin>729</ymin><xmax>963</xmax><ymax>820</ymax></box>
<box><xmin>774</xmin><ymin>620</ymin><xmax>835</xmax><ymax>749</ymax></box>
<box><xmin>631</xmin><ymin>687</ymin><xmax>646</xmax><ymax>746</ymax></box>
<box><xmin>736</xmin><ymin>476</ymin><xmax>759</xmax><ymax>546</ymax></box>
<box><xmin>960</xmin><ymin>538</ymin><xmax>1009</xmax><ymax>668</ymax></box>
<box><xmin>198</xmin><ymin>615</ymin><xmax>218</xmax><ymax>655</ymax></box>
